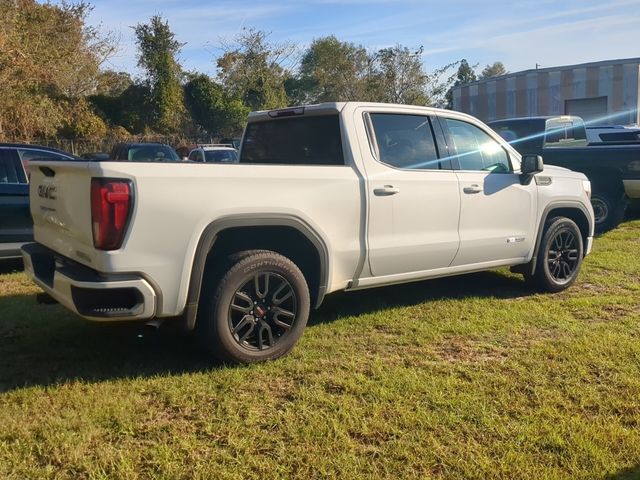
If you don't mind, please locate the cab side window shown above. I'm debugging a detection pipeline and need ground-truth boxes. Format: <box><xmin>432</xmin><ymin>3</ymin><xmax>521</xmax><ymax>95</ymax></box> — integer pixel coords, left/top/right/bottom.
<box><xmin>369</xmin><ymin>113</ymin><xmax>442</xmax><ymax>170</ymax></box>
<box><xmin>188</xmin><ymin>150</ymin><xmax>199</xmax><ymax>161</ymax></box>
<box><xmin>18</xmin><ymin>149</ymin><xmax>70</xmax><ymax>162</ymax></box>
<box><xmin>0</xmin><ymin>149</ymin><xmax>28</xmax><ymax>184</ymax></box>
<box><xmin>444</xmin><ymin>118</ymin><xmax>511</xmax><ymax>173</ymax></box>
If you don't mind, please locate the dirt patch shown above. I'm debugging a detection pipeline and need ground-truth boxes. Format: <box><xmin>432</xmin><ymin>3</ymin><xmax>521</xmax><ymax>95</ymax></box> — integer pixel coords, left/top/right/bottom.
<box><xmin>432</xmin><ymin>328</ymin><xmax>562</xmax><ymax>364</ymax></box>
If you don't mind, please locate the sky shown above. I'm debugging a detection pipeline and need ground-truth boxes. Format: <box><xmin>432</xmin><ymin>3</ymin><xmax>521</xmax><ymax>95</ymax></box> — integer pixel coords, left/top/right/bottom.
<box><xmin>83</xmin><ymin>0</ymin><xmax>640</xmax><ymax>78</ymax></box>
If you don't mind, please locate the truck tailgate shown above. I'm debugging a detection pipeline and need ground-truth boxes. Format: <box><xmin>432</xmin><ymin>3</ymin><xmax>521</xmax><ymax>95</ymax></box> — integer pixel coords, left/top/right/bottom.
<box><xmin>28</xmin><ymin>161</ymin><xmax>95</xmax><ymax>265</ymax></box>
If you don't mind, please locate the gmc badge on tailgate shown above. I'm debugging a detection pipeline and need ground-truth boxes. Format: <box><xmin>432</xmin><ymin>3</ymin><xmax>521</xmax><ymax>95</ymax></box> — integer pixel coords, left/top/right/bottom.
<box><xmin>38</xmin><ymin>184</ymin><xmax>57</xmax><ymax>200</ymax></box>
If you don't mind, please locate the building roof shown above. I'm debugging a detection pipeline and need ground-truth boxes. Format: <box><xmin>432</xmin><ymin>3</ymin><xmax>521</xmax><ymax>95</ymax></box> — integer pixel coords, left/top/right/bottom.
<box><xmin>453</xmin><ymin>57</ymin><xmax>640</xmax><ymax>90</ymax></box>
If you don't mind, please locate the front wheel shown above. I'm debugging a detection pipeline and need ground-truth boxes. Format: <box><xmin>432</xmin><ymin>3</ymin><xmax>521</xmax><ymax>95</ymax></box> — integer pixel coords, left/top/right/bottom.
<box><xmin>524</xmin><ymin>217</ymin><xmax>584</xmax><ymax>293</ymax></box>
<box><xmin>591</xmin><ymin>190</ymin><xmax>626</xmax><ymax>233</ymax></box>
<box><xmin>198</xmin><ymin>250</ymin><xmax>310</xmax><ymax>363</ymax></box>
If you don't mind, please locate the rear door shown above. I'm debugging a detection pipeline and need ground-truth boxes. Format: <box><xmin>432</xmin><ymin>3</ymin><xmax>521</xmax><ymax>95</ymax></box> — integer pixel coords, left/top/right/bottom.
<box><xmin>360</xmin><ymin>109</ymin><xmax>461</xmax><ymax>277</ymax></box>
<box><xmin>0</xmin><ymin>148</ymin><xmax>31</xmax><ymax>248</ymax></box>
<box><xmin>438</xmin><ymin>115</ymin><xmax>537</xmax><ymax>266</ymax></box>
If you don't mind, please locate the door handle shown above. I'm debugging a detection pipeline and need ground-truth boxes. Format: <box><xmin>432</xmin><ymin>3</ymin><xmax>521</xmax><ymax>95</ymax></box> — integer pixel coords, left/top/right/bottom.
<box><xmin>463</xmin><ymin>184</ymin><xmax>483</xmax><ymax>194</ymax></box>
<box><xmin>373</xmin><ymin>185</ymin><xmax>400</xmax><ymax>196</ymax></box>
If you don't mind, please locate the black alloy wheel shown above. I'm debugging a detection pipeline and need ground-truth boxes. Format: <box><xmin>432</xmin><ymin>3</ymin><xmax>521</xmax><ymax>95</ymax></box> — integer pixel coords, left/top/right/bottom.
<box><xmin>228</xmin><ymin>272</ymin><xmax>298</xmax><ymax>351</ymax></box>
<box><xmin>546</xmin><ymin>228</ymin><xmax>580</xmax><ymax>284</ymax></box>
<box><xmin>525</xmin><ymin>216</ymin><xmax>584</xmax><ymax>292</ymax></box>
<box><xmin>198</xmin><ymin>250</ymin><xmax>310</xmax><ymax>363</ymax></box>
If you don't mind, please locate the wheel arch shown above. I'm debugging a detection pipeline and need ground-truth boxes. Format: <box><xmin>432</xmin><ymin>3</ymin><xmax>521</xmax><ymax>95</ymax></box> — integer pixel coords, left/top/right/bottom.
<box><xmin>182</xmin><ymin>215</ymin><xmax>330</xmax><ymax>330</ymax></box>
<box><xmin>519</xmin><ymin>202</ymin><xmax>593</xmax><ymax>276</ymax></box>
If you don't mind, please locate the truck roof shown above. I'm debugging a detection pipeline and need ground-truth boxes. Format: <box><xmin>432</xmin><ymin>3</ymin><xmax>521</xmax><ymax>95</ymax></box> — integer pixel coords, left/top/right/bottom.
<box><xmin>248</xmin><ymin>102</ymin><xmax>455</xmax><ymax>123</ymax></box>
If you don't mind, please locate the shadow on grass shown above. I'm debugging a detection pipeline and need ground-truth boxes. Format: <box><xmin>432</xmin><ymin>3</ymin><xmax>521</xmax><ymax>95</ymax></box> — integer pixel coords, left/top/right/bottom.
<box><xmin>0</xmin><ymin>270</ymin><xmax>532</xmax><ymax>392</ymax></box>
<box><xmin>0</xmin><ymin>258</ymin><xmax>23</xmax><ymax>275</ymax></box>
<box><xmin>606</xmin><ymin>465</ymin><xmax>640</xmax><ymax>480</ymax></box>
<box><xmin>312</xmin><ymin>269</ymin><xmax>531</xmax><ymax>326</ymax></box>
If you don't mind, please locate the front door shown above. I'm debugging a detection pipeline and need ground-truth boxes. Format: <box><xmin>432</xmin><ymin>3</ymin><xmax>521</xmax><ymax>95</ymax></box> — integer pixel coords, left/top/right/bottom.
<box><xmin>438</xmin><ymin>116</ymin><xmax>537</xmax><ymax>266</ymax></box>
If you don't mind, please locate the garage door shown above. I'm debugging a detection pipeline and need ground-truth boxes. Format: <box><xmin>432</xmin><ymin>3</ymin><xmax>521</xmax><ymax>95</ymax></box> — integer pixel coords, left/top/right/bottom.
<box><xmin>565</xmin><ymin>96</ymin><xmax>608</xmax><ymax>123</ymax></box>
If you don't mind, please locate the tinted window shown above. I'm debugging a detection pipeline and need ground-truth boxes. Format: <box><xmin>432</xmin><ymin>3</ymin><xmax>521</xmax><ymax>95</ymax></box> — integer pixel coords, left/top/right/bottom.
<box><xmin>0</xmin><ymin>150</ymin><xmax>27</xmax><ymax>184</ymax></box>
<box><xmin>445</xmin><ymin>118</ymin><xmax>511</xmax><ymax>173</ymax></box>
<box><xmin>488</xmin><ymin>120</ymin><xmax>544</xmax><ymax>154</ymax></box>
<box><xmin>188</xmin><ymin>150</ymin><xmax>200</xmax><ymax>161</ymax></box>
<box><xmin>370</xmin><ymin>114</ymin><xmax>441</xmax><ymax>170</ymax></box>
<box><xmin>18</xmin><ymin>149</ymin><xmax>71</xmax><ymax>162</ymax></box>
<box><xmin>204</xmin><ymin>150</ymin><xmax>238</xmax><ymax>163</ymax></box>
<box><xmin>127</xmin><ymin>146</ymin><xmax>180</xmax><ymax>162</ymax></box>
<box><xmin>241</xmin><ymin>115</ymin><xmax>344</xmax><ymax>165</ymax></box>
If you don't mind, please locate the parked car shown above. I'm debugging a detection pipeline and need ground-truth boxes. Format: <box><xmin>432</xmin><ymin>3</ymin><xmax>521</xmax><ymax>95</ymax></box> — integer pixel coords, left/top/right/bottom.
<box><xmin>110</xmin><ymin>142</ymin><xmax>180</xmax><ymax>162</ymax></box>
<box><xmin>188</xmin><ymin>144</ymin><xmax>238</xmax><ymax>163</ymax></box>
<box><xmin>220</xmin><ymin>137</ymin><xmax>242</xmax><ymax>149</ymax></box>
<box><xmin>488</xmin><ymin>116</ymin><xmax>640</xmax><ymax>232</ymax></box>
<box><xmin>80</xmin><ymin>152</ymin><xmax>110</xmax><ymax>161</ymax></box>
<box><xmin>22</xmin><ymin>102</ymin><xmax>594</xmax><ymax>363</ymax></box>
<box><xmin>0</xmin><ymin>143</ymin><xmax>77</xmax><ymax>259</ymax></box>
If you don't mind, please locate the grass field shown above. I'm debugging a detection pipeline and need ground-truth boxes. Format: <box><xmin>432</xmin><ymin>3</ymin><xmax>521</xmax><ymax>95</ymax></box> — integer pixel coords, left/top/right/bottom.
<box><xmin>1</xmin><ymin>216</ymin><xmax>639</xmax><ymax>479</ymax></box>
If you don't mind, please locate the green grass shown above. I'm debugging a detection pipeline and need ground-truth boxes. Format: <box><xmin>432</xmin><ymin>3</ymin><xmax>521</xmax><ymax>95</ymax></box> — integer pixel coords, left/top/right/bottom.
<box><xmin>1</xmin><ymin>217</ymin><xmax>640</xmax><ymax>479</ymax></box>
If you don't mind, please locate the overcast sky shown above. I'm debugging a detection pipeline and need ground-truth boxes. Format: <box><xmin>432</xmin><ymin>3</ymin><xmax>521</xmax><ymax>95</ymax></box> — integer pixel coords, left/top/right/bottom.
<box><xmin>85</xmin><ymin>0</ymin><xmax>640</xmax><ymax>77</ymax></box>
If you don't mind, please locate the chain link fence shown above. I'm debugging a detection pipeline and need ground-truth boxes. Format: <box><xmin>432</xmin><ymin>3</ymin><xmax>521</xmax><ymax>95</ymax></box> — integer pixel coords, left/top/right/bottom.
<box><xmin>2</xmin><ymin>135</ymin><xmax>229</xmax><ymax>156</ymax></box>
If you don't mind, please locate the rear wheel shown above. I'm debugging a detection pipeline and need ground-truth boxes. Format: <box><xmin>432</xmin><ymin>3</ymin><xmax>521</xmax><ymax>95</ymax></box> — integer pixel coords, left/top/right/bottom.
<box><xmin>198</xmin><ymin>250</ymin><xmax>310</xmax><ymax>363</ymax></box>
<box><xmin>525</xmin><ymin>217</ymin><xmax>584</xmax><ymax>292</ymax></box>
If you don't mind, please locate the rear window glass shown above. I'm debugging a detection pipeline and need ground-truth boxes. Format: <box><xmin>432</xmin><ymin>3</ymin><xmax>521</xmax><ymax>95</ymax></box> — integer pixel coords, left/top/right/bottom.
<box><xmin>240</xmin><ymin>115</ymin><xmax>344</xmax><ymax>165</ymax></box>
<box><xmin>205</xmin><ymin>150</ymin><xmax>237</xmax><ymax>163</ymax></box>
<box><xmin>544</xmin><ymin>118</ymin><xmax>588</xmax><ymax>148</ymax></box>
<box><xmin>127</xmin><ymin>146</ymin><xmax>180</xmax><ymax>162</ymax></box>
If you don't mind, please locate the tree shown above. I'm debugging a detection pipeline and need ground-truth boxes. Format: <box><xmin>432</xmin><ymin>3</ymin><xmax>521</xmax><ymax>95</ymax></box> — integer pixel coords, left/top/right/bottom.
<box><xmin>133</xmin><ymin>15</ymin><xmax>186</xmax><ymax>133</ymax></box>
<box><xmin>183</xmin><ymin>74</ymin><xmax>249</xmax><ymax>136</ymax></box>
<box><xmin>368</xmin><ymin>45</ymin><xmax>428</xmax><ymax>105</ymax></box>
<box><xmin>479</xmin><ymin>61</ymin><xmax>507</xmax><ymax>79</ymax></box>
<box><xmin>94</xmin><ymin>70</ymin><xmax>134</xmax><ymax>96</ymax></box>
<box><xmin>0</xmin><ymin>0</ymin><xmax>115</xmax><ymax>139</ymax></box>
<box><xmin>217</xmin><ymin>28</ymin><xmax>292</xmax><ymax>111</ymax></box>
<box><xmin>294</xmin><ymin>36</ymin><xmax>370</xmax><ymax>103</ymax></box>
<box><xmin>445</xmin><ymin>59</ymin><xmax>478</xmax><ymax>109</ymax></box>
<box><xmin>454</xmin><ymin>59</ymin><xmax>478</xmax><ymax>84</ymax></box>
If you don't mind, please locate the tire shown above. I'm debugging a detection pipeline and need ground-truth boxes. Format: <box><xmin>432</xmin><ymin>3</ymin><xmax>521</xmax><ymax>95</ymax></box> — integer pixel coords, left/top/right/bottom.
<box><xmin>525</xmin><ymin>216</ymin><xmax>584</xmax><ymax>293</ymax></box>
<box><xmin>198</xmin><ymin>250</ymin><xmax>310</xmax><ymax>363</ymax></box>
<box><xmin>591</xmin><ymin>189</ymin><xmax>626</xmax><ymax>234</ymax></box>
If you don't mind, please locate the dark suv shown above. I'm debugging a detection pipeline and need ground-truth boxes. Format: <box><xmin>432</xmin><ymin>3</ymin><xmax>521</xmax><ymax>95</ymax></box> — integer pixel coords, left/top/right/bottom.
<box><xmin>0</xmin><ymin>144</ymin><xmax>76</xmax><ymax>259</ymax></box>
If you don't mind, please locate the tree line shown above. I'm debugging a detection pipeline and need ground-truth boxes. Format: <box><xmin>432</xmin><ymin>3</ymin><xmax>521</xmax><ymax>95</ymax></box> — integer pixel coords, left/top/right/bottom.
<box><xmin>0</xmin><ymin>1</ymin><xmax>507</xmax><ymax>142</ymax></box>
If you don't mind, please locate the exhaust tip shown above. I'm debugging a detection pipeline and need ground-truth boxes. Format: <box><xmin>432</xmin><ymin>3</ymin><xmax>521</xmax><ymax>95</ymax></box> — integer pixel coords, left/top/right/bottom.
<box><xmin>137</xmin><ymin>319</ymin><xmax>164</xmax><ymax>339</ymax></box>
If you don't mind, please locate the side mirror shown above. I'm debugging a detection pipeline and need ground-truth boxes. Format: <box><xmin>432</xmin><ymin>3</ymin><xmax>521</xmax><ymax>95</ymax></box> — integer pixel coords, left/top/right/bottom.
<box><xmin>520</xmin><ymin>154</ymin><xmax>543</xmax><ymax>185</ymax></box>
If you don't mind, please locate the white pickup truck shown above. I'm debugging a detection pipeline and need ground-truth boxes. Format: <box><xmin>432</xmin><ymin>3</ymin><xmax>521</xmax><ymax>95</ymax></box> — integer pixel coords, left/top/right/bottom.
<box><xmin>22</xmin><ymin>102</ymin><xmax>595</xmax><ymax>363</ymax></box>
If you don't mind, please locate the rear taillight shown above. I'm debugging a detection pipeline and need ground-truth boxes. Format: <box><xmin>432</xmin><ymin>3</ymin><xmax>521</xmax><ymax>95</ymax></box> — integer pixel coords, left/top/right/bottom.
<box><xmin>91</xmin><ymin>178</ymin><xmax>133</xmax><ymax>250</ymax></box>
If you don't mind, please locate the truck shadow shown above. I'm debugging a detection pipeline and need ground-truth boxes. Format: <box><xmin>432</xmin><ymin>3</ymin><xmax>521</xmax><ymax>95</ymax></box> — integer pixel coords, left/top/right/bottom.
<box><xmin>311</xmin><ymin>270</ymin><xmax>531</xmax><ymax>326</ymax></box>
<box><xmin>0</xmin><ymin>270</ymin><xmax>532</xmax><ymax>393</ymax></box>
<box><xmin>606</xmin><ymin>465</ymin><xmax>640</xmax><ymax>480</ymax></box>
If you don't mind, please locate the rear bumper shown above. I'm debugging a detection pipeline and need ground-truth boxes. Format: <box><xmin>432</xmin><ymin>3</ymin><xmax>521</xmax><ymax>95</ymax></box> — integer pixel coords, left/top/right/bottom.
<box><xmin>0</xmin><ymin>242</ymin><xmax>27</xmax><ymax>260</ymax></box>
<box><xmin>623</xmin><ymin>180</ymin><xmax>640</xmax><ymax>199</ymax></box>
<box><xmin>21</xmin><ymin>243</ymin><xmax>157</xmax><ymax>321</ymax></box>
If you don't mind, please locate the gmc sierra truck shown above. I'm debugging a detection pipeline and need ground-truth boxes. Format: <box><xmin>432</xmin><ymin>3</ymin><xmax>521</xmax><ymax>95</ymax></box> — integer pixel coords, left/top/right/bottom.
<box><xmin>488</xmin><ymin>116</ymin><xmax>640</xmax><ymax>232</ymax></box>
<box><xmin>22</xmin><ymin>102</ymin><xmax>594</xmax><ymax>363</ymax></box>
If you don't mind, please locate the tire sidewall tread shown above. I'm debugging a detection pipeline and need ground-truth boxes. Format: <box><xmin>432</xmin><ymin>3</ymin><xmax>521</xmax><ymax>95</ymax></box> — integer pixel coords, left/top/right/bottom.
<box><xmin>199</xmin><ymin>251</ymin><xmax>310</xmax><ymax>364</ymax></box>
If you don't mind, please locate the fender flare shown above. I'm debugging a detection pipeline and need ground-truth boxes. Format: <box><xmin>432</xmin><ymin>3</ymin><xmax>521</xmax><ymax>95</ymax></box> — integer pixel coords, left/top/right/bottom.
<box><xmin>182</xmin><ymin>214</ymin><xmax>330</xmax><ymax>330</ymax></box>
<box><xmin>523</xmin><ymin>201</ymin><xmax>593</xmax><ymax>276</ymax></box>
